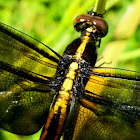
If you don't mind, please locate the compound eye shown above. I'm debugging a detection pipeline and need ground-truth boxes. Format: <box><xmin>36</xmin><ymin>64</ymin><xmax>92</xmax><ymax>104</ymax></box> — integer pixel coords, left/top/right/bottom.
<box><xmin>73</xmin><ymin>14</ymin><xmax>108</xmax><ymax>37</ymax></box>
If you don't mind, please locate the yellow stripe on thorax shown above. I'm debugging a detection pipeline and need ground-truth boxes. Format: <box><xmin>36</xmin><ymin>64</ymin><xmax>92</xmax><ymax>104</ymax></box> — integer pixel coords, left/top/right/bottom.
<box><xmin>75</xmin><ymin>32</ymin><xmax>90</xmax><ymax>59</ymax></box>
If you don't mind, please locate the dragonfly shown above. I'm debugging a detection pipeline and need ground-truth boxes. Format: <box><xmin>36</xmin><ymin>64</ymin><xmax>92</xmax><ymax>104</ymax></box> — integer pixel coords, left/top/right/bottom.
<box><xmin>0</xmin><ymin>6</ymin><xmax>140</xmax><ymax>140</ymax></box>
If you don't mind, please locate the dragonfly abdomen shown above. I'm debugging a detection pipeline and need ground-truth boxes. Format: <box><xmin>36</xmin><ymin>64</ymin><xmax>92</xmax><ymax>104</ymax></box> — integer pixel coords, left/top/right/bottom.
<box><xmin>40</xmin><ymin>62</ymin><xmax>79</xmax><ymax>140</ymax></box>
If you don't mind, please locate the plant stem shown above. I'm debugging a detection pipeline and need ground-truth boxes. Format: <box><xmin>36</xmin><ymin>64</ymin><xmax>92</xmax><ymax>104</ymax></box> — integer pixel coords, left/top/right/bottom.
<box><xmin>93</xmin><ymin>0</ymin><xmax>107</xmax><ymax>14</ymax></box>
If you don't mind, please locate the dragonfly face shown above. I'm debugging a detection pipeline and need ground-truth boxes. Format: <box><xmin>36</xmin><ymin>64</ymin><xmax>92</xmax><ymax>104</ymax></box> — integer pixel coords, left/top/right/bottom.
<box><xmin>0</xmin><ymin>7</ymin><xmax>140</xmax><ymax>140</ymax></box>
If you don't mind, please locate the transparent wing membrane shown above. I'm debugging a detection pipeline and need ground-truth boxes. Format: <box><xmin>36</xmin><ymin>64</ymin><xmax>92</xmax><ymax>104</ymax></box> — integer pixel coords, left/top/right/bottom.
<box><xmin>0</xmin><ymin>68</ymin><xmax>56</xmax><ymax>135</ymax></box>
<box><xmin>0</xmin><ymin>22</ymin><xmax>59</xmax><ymax>135</ymax></box>
<box><xmin>72</xmin><ymin>67</ymin><xmax>140</xmax><ymax>140</ymax></box>
<box><xmin>0</xmin><ymin>22</ymin><xmax>59</xmax><ymax>78</ymax></box>
<box><xmin>86</xmin><ymin>67</ymin><xmax>140</xmax><ymax>106</ymax></box>
<box><xmin>72</xmin><ymin>104</ymin><xmax>140</xmax><ymax>140</ymax></box>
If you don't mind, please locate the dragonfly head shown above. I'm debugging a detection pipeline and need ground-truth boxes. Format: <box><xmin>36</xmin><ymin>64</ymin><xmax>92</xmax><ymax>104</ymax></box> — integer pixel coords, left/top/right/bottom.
<box><xmin>73</xmin><ymin>12</ymin><xmax>108</xmax><ymax>38</ymax></box>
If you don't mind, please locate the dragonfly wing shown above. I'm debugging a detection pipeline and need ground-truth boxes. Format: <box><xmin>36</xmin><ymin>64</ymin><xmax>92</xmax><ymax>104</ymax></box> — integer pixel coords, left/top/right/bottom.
<box><xmin>0</xmin><ymin>68</ymin><xmax>56</xmax><ymax>135</ymax></box>
<box><xmin>0</xmin><ymin>22</ymin><xmax>60</xmax><ymax>78</ymax></box>
<box><xmin>72</xmin><ymin>67</ymin><xmax>140</xmax><ymax>140</ymax></box>
<box><xmin>0</xmin><ymin>22</ymin><xmax>59</xmax><ymax>135</ymax></box>
<box><xmin>86</xmin><ymin>67</ymin><xmax>140</xmax><ymax>108</ymax></box>
<box><xmin>72</xmin><ymin>104</ymin><xmax>140</xmax><ymax>140</ymax></box>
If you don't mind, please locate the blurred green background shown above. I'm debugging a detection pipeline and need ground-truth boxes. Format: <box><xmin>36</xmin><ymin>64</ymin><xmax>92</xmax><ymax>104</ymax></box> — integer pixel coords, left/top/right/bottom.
<box><xmin>0</xmin><ymin>0</ymin><xmax>139</xmax><ymax>140</ymax></box>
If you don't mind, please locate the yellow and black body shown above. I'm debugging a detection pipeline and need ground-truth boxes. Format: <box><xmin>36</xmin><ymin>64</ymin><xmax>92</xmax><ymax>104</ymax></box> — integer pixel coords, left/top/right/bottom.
<box><xmin>40</xmin><ymin>12</ymin><xmax>109</xmax><ymax>139</ymax></box>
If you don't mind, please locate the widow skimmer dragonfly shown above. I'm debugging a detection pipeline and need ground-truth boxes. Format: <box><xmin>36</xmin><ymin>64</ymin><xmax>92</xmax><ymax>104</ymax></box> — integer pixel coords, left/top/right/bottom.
<box><xmin>0</xmin><ymin>3</ymin><xmax>140</xmax><ymax>140</ymax></box>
